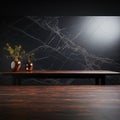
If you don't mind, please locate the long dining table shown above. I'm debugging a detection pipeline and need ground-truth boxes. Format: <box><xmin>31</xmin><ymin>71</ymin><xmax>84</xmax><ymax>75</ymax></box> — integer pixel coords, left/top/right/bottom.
<box><xmin>0</xmin><ymin>70</ymin><xmax>119</xmax><ymax>85</ymax></box>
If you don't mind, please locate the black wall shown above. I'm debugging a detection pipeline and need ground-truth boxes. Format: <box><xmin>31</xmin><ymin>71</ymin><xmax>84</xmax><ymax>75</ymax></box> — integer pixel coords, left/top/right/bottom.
<box><xmin>0</xmin><ymin>1</ymin><xmax>120</xmax><ymax>85</ymax></box>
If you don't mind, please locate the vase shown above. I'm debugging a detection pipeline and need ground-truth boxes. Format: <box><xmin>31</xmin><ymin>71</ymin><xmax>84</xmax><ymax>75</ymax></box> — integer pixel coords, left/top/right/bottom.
<box><xmin>25</xmin><ymin>60</ymin><xmax>33</xmax><ymax>72</ymax></box>
<box><xmin>11</xmin><ymin>57</ymin><xmax>21</xmax><ymax>72</ymax></box>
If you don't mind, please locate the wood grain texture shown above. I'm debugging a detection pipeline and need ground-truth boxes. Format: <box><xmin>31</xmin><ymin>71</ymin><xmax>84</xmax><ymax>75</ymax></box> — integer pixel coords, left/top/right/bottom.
<box><xmin>0</xmin><ymin>85</ymin><xmax>120</xmax><ymax>120</ymax></box>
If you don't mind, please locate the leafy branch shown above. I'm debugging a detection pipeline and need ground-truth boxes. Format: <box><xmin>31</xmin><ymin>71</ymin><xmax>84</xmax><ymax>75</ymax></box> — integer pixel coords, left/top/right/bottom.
<box><xmin>26</xmin><ymin>53</ymin><xmax>35</xmax><ymax>61</ymax></box>
<box><xmin>4</xmin><ymin>43</ymin><xmax>26</xmax><ymax>59</ymax></box>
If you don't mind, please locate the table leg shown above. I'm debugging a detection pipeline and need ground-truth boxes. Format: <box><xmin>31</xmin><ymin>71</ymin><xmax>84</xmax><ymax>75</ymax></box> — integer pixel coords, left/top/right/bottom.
<box><xmin>13</xmin><ymin>78</ymin><xmax>17</xmax><ymax>85</ymax></box>
<box><xmin>101</xmin><ymin>75</ymin><xmax>106</xmax><ymax>85</ymax></box>
<box><xmin>95</xmin><ymin>77</ymin><xmax>100</xmax><ymax>85</ymax></box>
<box><xmin>16</xmin><ymin>78</ymin><xmax>21</xmax><ymax>85</ymax></box>
<box><xmin>13</xmin><ymin>77</ymin><xmax>21</xmax><ymax>85</ymax></box>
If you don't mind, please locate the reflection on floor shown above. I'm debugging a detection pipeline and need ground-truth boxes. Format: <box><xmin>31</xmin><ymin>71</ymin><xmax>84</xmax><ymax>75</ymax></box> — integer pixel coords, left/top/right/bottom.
<box><xmin>0</xmin><ymin>85</ymin><xmax>120</xmax><ymax>120</ymax></box>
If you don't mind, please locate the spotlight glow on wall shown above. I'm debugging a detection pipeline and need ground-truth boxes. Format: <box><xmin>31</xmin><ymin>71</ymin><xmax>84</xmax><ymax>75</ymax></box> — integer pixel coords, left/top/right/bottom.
<box><xmin>82</xmin><ymin>17</ymin><xmax>120</xmax><ymax>48</ymax></box>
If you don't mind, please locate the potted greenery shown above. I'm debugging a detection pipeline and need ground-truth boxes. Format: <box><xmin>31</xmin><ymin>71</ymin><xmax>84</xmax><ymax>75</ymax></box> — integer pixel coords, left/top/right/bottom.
<box><xmin>4</xmin><ymin>43</ymin><xmax>26</xmax><ymax>72</ymax></box>
<box><xmin>25</xmin><ymin>53</ymin><xmax>34</xmax><ymax>72</ymax></box>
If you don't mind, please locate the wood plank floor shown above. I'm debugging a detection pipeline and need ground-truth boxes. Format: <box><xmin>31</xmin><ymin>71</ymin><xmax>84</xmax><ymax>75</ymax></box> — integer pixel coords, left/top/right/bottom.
<box><xmin>0</xmin><ymin>85</ymin><xmax>120</xmax><ymax>120</ymax></box>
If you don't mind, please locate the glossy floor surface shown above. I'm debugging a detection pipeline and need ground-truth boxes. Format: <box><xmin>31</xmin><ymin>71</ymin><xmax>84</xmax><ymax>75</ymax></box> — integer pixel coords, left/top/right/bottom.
<box><xmin>0</xmin><ymin>85</ymin><xmax>120</xmax><ymax>120</ymax></box>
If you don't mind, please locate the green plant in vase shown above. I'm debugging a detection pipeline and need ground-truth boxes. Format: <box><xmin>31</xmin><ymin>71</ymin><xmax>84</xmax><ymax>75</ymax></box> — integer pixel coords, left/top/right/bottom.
<box><xmin>4</xmin><ymin>43</ymin><xmax>26</xmax><ymax>72</ymax></box>
<box><xmin>25</xmin><ymin>53</ymin><xmax>35</xmax><ymax>72</ymax></box>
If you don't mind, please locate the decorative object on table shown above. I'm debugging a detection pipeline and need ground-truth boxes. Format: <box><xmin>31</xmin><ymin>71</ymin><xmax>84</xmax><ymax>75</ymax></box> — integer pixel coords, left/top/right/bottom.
<box><xmin>11</xmin><ymin>57</ymin><xmax>21</xmax><ymax>72</ymax></box>
<box><xmin>4</xmin><ymin>43</ymin><xmax>26</xmax><ymax>72</ymax></box>
<box><xmin>25</xmin><ymin>53</ymin><xmax>34</xmax><ymax>72</ymax></box>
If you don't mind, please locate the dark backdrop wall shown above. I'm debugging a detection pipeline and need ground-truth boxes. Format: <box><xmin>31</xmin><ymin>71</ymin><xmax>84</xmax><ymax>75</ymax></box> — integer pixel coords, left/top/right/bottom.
<box><xmin>0</xmin><ymin>16</ymin><xmax>120</xmax><ymax>85</ymax></box>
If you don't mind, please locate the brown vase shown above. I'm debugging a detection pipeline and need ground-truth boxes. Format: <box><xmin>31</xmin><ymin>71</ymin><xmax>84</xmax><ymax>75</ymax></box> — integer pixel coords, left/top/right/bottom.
<box><xmin>25</xmin><ymin>60</ymin><xmax>33</xmax><ymax>72</ymax></box>
<box><xmin>11</xmin><ymin>57</ymin><xmax>21</xmax><ymax>72</ymax></box>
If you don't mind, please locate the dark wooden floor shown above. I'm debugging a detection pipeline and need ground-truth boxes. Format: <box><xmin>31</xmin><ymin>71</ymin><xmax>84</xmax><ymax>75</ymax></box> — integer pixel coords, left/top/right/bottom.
<box><xmin>0</xmin><ymin>85</ymin><xmax>120</xmax><ymax>120</ymax></box>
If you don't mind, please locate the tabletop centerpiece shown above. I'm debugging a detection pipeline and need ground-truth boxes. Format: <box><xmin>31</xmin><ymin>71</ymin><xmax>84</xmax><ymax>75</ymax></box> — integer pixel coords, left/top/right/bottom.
<box><xmin>4</xmin><ymin>43</ymin><xmax>26</xmax><ymax>72</ymax></box>
<box><xmin>25</xmin><ymin>53</ymin><xmax>34</xmax><ymax>72</ymax></box>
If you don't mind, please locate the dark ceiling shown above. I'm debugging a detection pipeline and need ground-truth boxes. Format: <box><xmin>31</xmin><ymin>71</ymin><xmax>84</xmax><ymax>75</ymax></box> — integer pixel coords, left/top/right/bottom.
<box><xmin>0</xmin><ymin>0</ymin><xmax>120</xmax><ymax>15</ymax></box>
